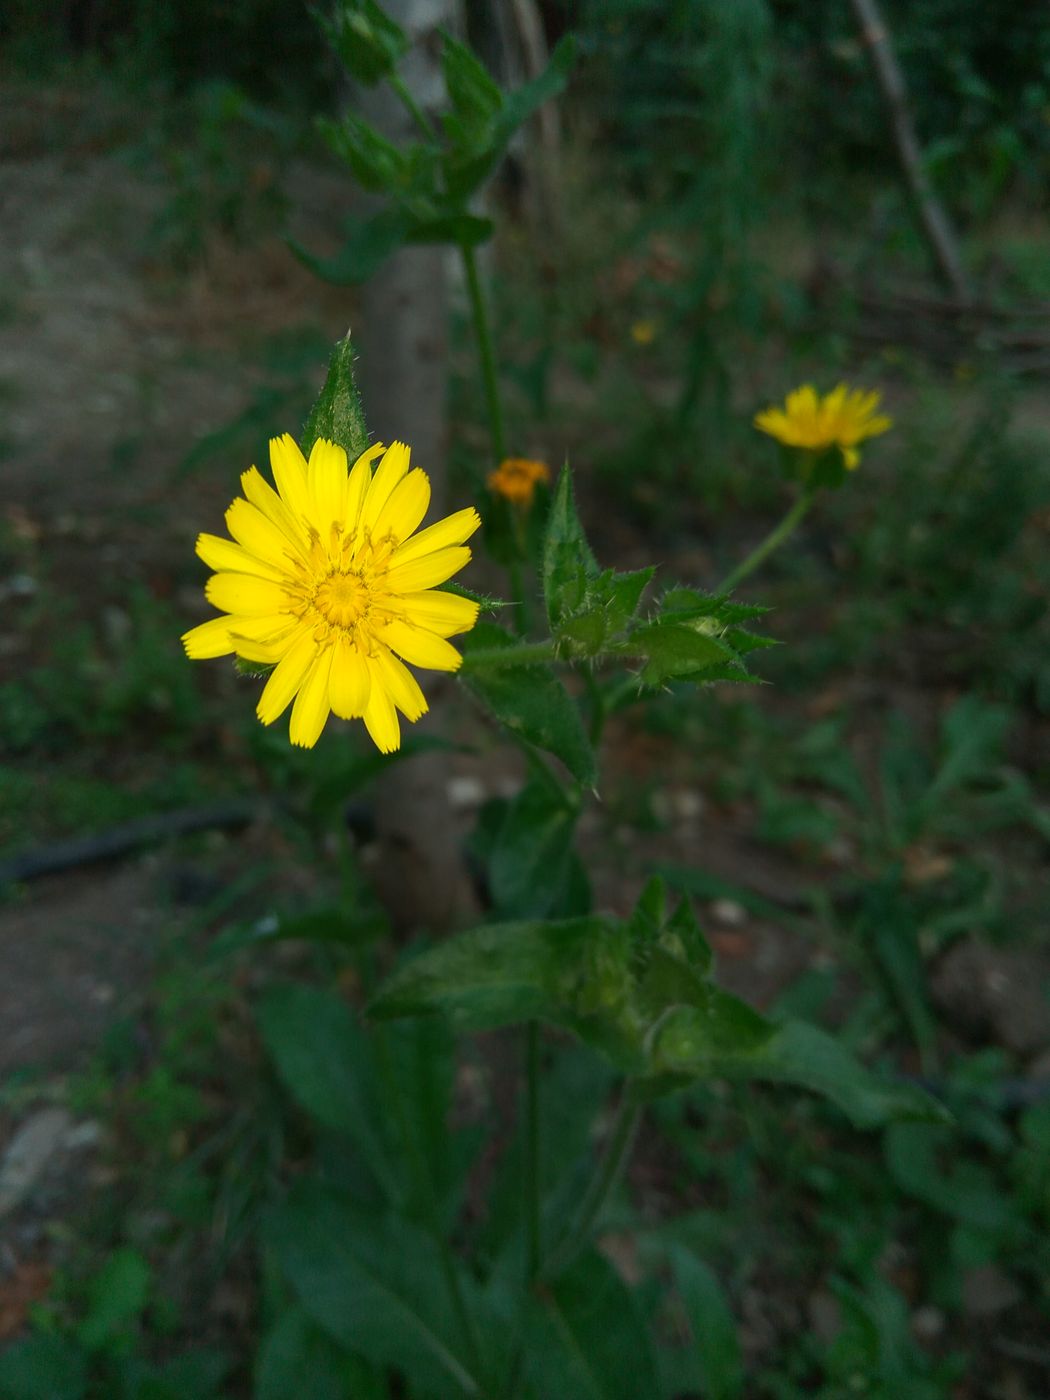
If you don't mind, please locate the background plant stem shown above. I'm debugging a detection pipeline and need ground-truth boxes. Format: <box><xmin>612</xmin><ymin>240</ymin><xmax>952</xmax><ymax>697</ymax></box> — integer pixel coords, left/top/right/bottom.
<box><xmin>460</xmin><ymin>242</ymin><xmax>507</xmax><ymax>465</ymax></box>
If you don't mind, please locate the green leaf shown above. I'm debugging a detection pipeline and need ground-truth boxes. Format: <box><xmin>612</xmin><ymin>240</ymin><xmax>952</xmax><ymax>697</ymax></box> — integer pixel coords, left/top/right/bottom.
<box><xmin>690</xmin><ymin>1019</ymin><xmax>948</xmax><ymax>1129</ymax></box>
<box><xmin>442</xmin><ymin>35</ymin><xmax>576</xmax><ymax>199</ymax></box>
<box><xmin>210</xmin><ymin>904</ymin><xmax>385</xmax><ymax>958</ymax></box>
<box><xmin>77</xmin><ymin>1247</ymin><xmax>151</xmax><ymax>1352</ymax></box>
<box><xmin>301</xmin><ymin>331</ymin><xmax>370</xmax><ymax>461</ymax></box>
<box><xmin>256</xmin><ymin>1307</ymin><xmax>382</xmax><ymax>1400</ymax></box>
<box><xmin>522</xmin><ymin>1250</ymin><xmax>661</xmax><ymax>1400</ymax></box>
<box><xmin>461</xmin><ymin>623</ymin><xmax>596</xmax><ymax>786</ymax></box>
<box><xmin>543</xmin><ymin>468</ymin><xmax>599</xmax><ymax>632</ymax></box>
<box><xmin>441</xmin><ymin>32</ymin><xmax>504</xmax><ymax>150</ymax></box>
<box><xmin>370</xmin><ymin>915</ymin><xmax>644</xmax><ymax>1070</ymax></box>
<box><xmin>257</xmin><ymin>984</ymin><xmax>396</xmax><ymax>1192</ymax></box>
<box><xmin>489</xmin><ymin>780</ymin><xmax>579</xmax><ymax>918</ymax></box>
<box><xmin>629</xmin><ymin>619</ymin><xmax>746</xmax><ymax>686</ymax></box>
<box><xmin>290</xmin><ymin>208</ymin><xmax>412</xmax><ymax>286</ymax></box>
<box><xmin>668</xmin><ymin>1248</ymin><xmax>744</xmax><ymax>1400</ymax></box>
<box><xmin>264</xmin><ymin>1183</ymin><xmax>482</xmax><ymax>1399</ymax></box>
<box><xmin>859</xmin><ymin>879</ymin><xmax>936</xmax><ymax>1061</ymax></box>
<box><xmin>884</xmin><ymin>1122</ymin><xmax>1020</xmax><ymax>1232</ymax></box>
<box><xmin>319</xmin><ymin>0</ymin><xmax>409</xmax><ymax>85</ymax></box>
<box><xmin>0</xmin><ymin>1335</ymin><xmax>87</xmax><ymax>1400</ymax></box>
<box><xmin>645</xmin><ymin>984</ymin><xmax>773</xmax><ymax>1069</ymax></box>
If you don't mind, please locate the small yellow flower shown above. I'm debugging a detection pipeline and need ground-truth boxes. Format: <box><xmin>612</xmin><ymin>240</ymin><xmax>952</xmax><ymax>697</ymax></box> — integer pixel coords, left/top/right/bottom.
<box><xmin>487</xmin><ymin>457</ymin><xmax>551</xmax><ymax>508</ymax></box>
<box><xmin>182</xmin><ymin>434</ymin><xmax>481</xmax><ymax>753</ymax></box>
<box><xmin>754</xmin><ymin>383</ymin><xmax>892</xmax><ymax>470</ymax></box>
<box><xmin>630</xmin><ymin>319</ymin><xmax>657</xmax><ymax>346</ymax></box>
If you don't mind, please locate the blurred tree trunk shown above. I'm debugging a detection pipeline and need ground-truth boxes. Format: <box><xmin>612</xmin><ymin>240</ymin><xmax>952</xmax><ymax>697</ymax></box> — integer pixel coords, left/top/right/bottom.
<box><xmin>849</xmin><ymin>0</ymin><xmax>971</xmax><ymax>302</ymax></box>
<box><xmin>354</xmin><ymin>0</ymin><xmax>479</xmax><ymax>934</ymax></box>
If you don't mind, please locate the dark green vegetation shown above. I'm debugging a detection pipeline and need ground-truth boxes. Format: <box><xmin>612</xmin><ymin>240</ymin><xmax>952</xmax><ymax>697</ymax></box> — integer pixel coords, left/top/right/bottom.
<box><xmin>1</xmin><ymin>1</ymin><xmax>1048</xmax><ymax>1397</ymax></box>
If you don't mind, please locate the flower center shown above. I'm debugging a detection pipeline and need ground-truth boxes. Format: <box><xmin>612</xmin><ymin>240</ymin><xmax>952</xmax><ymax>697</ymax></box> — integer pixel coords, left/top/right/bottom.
<box><xmin>313</xmin><ymin>570</ymin><xmax>370</xmax><ymax>629</ymax></box>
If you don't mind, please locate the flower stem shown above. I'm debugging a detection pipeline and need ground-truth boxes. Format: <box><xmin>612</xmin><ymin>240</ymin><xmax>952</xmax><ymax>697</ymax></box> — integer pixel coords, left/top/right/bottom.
<box><xmin>525</xmin><ymin>1020</ymin><xmax>541</xmax><ymax>1282</ymax></box>
<box><xmin>460</xmin><ymin>640</ymin><xmax>556</xmax><ymax>670</ymax></box>
<box><xmin>718</xmin><ymin>485</ymin><xmax>818</xmax><ymax>593</ymax></box>
<box><xmin>460</xmin><ymin>242</ymin><xmax>506</xmax><ymax>466</ymax></box>
<box><xmin>541</xmin><ymin>1087</ymin><xmax>641</xmax><ymax>1281</ymax></box>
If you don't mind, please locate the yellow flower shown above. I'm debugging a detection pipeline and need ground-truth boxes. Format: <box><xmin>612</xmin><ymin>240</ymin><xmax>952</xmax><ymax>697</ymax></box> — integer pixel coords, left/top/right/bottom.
<box><xmin>630</xmin><ymin>319</ymin><xmax>657</xmax><ymax>346</ymax></box>
<box><xmin>182</xmin><ymin>434</ymin><xmax>481</xmax><ymax>753</ymax></box>
<box><xmin>487</xmin><ymin>457</ymin><xmax>551</xmax><ymax>507</ymax></box>
<box><xmin>754</xmin><ymin>383</ymin><xmax>892</xmax><ymax>470</ymax></box>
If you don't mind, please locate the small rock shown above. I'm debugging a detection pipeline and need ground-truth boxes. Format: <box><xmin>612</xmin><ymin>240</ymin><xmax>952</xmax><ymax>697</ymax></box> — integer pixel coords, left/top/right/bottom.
<box><xmin>0</xmin><ymin>1108</ymin><xmax>73</xmax><ymax>1218</ymax></box>
<box><xmin>62</xmin><ymin>1120</ymin><xmax>103</xmax><ymax>1153</ymax></box>
<box><xmin>671</xmin><ymin>789</ymin><xmax>705</xmax><ymax>822</ymax></box>
<box><xmin>962</xmin><ymin>1264</ymin><xmax>1022</xmax><ymax>1318</ymax></box>
<box><xmin>932</xmin><ymin>939</ymin><xmax>1050</xmax><ymax>1056</ymax></box>
<box><xmin>912</xmin><ymin>1304</ymin><xmax>945</xmax><ymax>1340</ymax></box>
<box><xmin>447</xmin><ymin>775</ymin><xmax>485</xmax><ymax>810</ymax></box>
<box><xmin>710</xmin><ymin>898</ymin><xmax>747</xmax><ymax>928</ymax></box>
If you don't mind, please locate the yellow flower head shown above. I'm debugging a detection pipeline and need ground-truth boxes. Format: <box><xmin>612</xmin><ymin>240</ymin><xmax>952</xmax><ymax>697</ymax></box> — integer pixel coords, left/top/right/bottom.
<box><xmin>630</xmin><ymin>319</ymin><xmax>657</xmax><ymax>346</ymax></box>
<box><xmin>487</xmin><ymin>457</ymin><xmax>551</xmax><ymax>508</ymax></box>
<box><xmin>182</xmin><ymin>434</ymin><xmax>481</xmax><ymax>753</ymax></box>
<box><xmin>754</xmin><ymin>383</ymin><xmax>892</xmax><ymax>470</ymax></box>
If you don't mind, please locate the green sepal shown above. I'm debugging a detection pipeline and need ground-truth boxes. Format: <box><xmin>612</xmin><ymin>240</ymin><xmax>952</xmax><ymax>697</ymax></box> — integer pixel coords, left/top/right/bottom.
<box><xmin>302</xmin><ymin>330</ymin><xmax>370</xmax><ymax>462</ymax></box>
<box><xmin>543</xmin><ymin>467</ymin><xmax>599</xmax><ymax>631</ymax></box>
<box><xmin>318</xmin><ymin>113</ymin><xmax>430</xmax><ymax>195</ymax></box>
<box><xmin>319</xmin><ymin>0</ymin><xmax>409</xmax><ymax>86</ymax></box>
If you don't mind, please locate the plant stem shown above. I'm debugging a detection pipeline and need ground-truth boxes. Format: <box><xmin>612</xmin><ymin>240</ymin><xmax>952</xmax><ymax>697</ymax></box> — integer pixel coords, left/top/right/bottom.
<box><xmin>389</xmin><ymin>71</ymin><xmax>437</xmax><ymax>141</ymax></box>
<box><xmin>525</xmin><ymin>1020</ymin><xmax>541</xmax><ymax>1282</ymax></box>
<box><xmin>541</xmin><ymin>1088</ymin><xmax>642</xmax><ymax>1281</ymax></box>
<box><xmin>718</xmin><ymin>486</ymin><xmax>818</xmax><ymax>593</ymax></box>
<box><xmin>460</xmin><ymin>242</ymin><xmax>506</xmax><ymax>466</ymax></box>
<box><xmin>460</xmin><ymin>640</ymin><xmax>556</xmax><ymax>670</ymax></box>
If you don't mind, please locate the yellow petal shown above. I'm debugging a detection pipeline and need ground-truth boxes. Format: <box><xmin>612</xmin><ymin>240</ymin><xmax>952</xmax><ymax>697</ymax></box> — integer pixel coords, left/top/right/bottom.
<box><xmin>385</xmin><ymin>546</ymin><xmax>472</xmax><ymax>595</ymax></box>
<box><xmin>359</xmin><ymin>441</ymin><xmax>410</xmax><ymax>536</ymax></box>
<box><xmin>269</xmin><ymin>434</ymin><xmax>314</xmax><ymax>525</ymax></box>
<box><xmin>371</xmin><ymin>468</ymin><xmax>431</xmax><ymax>545</ymax></box>
<box><xmin>307</xmin><ymin>438</ymin><xmax>348</xmax><ymax>529</ymax></box>
<box><xmin>256</xmin><ymin>627</ymin><xmax>316</xmax><ymax>725</ymax></box>
<box><xmin>289</xmin><ymin>646</ymin><xmax>334</xmax><ymax>748</ymax></box>
<box><xmin>228</xmin><ymin>613</ymin><xmax>299</xmax><ymax>663</ymax></box>
<box><xmin>225</xmin><ymin>498</ymin><xmax>300</xmax><ymax>567</ymax></box>
<box><xmin>329</xmin><ymin>637</ymin><xmax>371</xmax><ymax>718</ymax></box>
<box><xmin>205</xmin><ymin>573</ymin><xmax>291</xmax><ymax>616</ymax></box>
<box><xmin>400</xmin><ymin>589</ymin><xmax>479</xmax><ymax>638</ymax></box>
<box><xmin>241</xmin><ymin>467</ymin><xmax>308</xmax><ymax>549</ymax></box>
<box><xmin>374</xmin><ymin>646</ymin><xmax>428</xmax><ymax>721</ymax></box>
<box><xmin>345</xmin><ymin>443</ymin><xmax>385</xmax><ymax>534</ymax></box>
<box><xmin>382</xmin><ymin>619</ymin><xmax>463</xmax><ymax>672</ymax></box>
<box><xmin>182</xmin><ymin>616</ymin><xmax>234</xmax><ymax>658</ymax></box>
<box><xmin>195</xmin><ymin>533</ymin><xmax>284</xmax><ymax>581</ymax></box>
<box><xmin>388</xmin><ymin>508</ymin><xmax>481</xmax><ymax>570</ymax></box>
<box><xmin>362</xmin><ymin>679</ymin><xmax>400</xmax><ymax>754</ymax></box>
